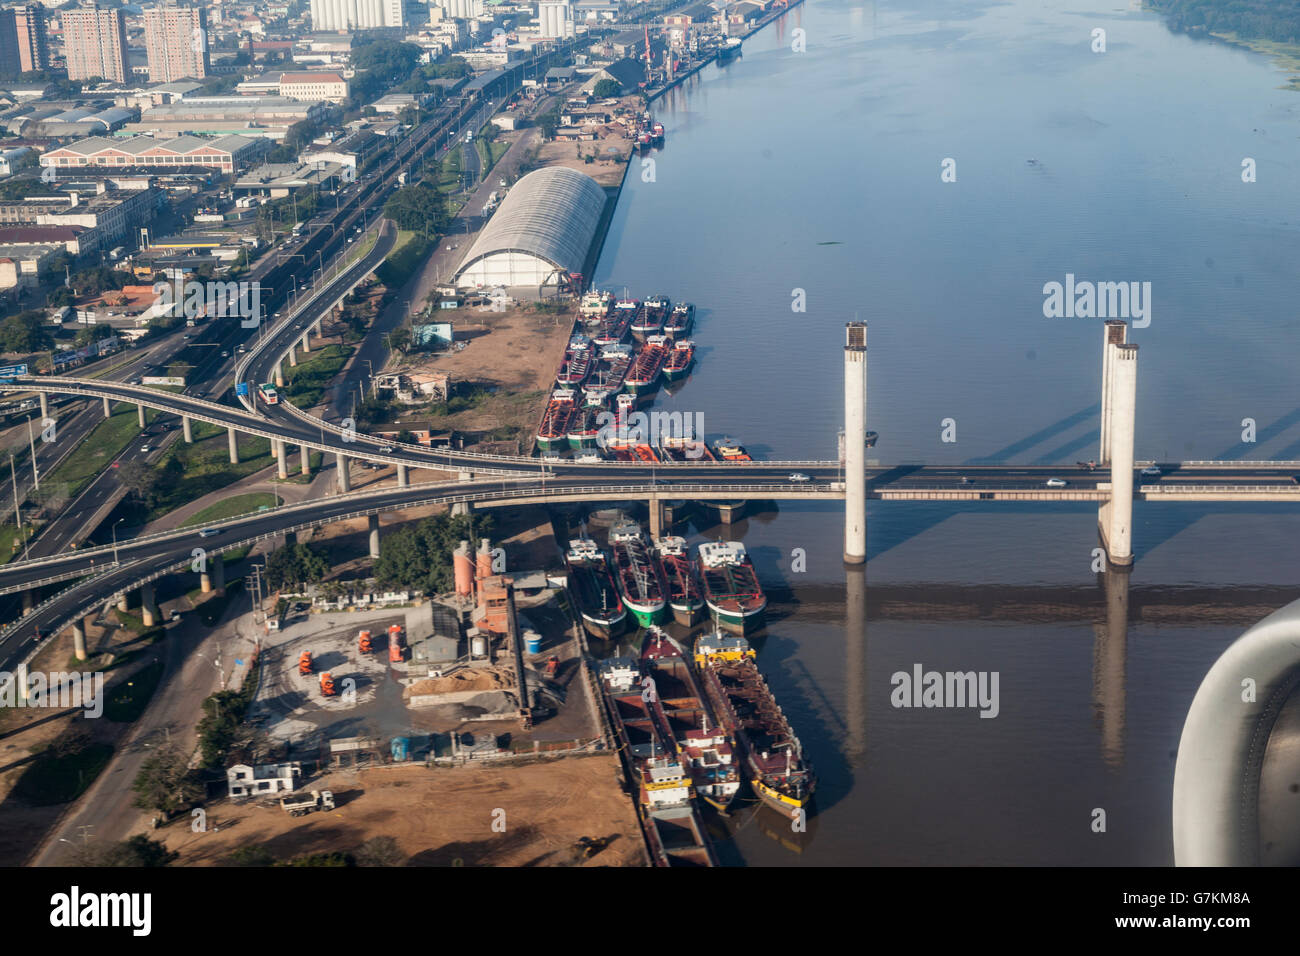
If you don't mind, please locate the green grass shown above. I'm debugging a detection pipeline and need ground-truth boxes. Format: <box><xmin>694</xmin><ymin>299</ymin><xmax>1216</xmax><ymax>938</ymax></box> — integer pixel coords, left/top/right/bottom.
<box><xmin>104</xmin><ymin>660</ymin><xmax>164</xmax><ymax>723</ymax></box>
<box><xmin>42</xmin><ymin>403</ymin><xmax>154</xmax><ymax>499</ymax></box>
<box><xmin>284</xmin><ymin>344</ymin><xmax>351</xmax><ymax>408</ymax></box>
<box><xmin>377</xmin><ymin>232</ymin><xmax>433</xmax><ymax>289</ymax></box>
<box><xmin>181</xmin><ymin>493</ymin><xmax>278</xmax><ymax>528</ymax></box>
<box><xmin>12</xmin><ymin>740</ymin><xmax>115</xmax><ymax>806</ymax></box>
<box><xmin>0</xmin><ymin>523</ymin><xmax>33</xmax><ymax>565</ymax></box>
<box><xmin>144</xmin><ymin>432</ymin><xmax>275</xmax><ymax>520</ymax></box>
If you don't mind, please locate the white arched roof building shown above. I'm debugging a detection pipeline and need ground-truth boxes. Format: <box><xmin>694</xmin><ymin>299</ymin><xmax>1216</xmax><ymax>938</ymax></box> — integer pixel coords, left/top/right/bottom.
<box><xmin>453</xmin><ymin>166</ymin><xmax>606</xmax><ymax>290</ymax></box>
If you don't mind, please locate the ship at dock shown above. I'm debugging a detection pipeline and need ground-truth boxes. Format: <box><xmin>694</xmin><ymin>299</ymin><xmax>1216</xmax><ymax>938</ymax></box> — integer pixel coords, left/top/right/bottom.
<box><xmin>608</xmin><ymin>517</ymin><xmax>667</xmax><ymax>626</ymax></box>
<box><xmin>592</xmin><ymin>304</ymin><xmax>634</xmax><ymax>347</ymax></box>
<box><xmin>535</xmin><ymin>388</ymin><xmax>577</xmax><ymax>452</ymax></box>
<box><xmin>694</xmin><ymin>633</ymin><xmax>816</xmax><ymax>821</ymax></box>
<box><xmin>664</xmin><ymin>302</ymin><xmax>694</xmax><ymax>337</ymax></box>
<box><xmin>625</xmin><ymin>336</ymin><xmax>669</xmax><ymax>394</ymax></box>
<box><xmin>662</xmin><ymin>339</ymin><xmax>694</xmax><ymax>381</ymax></box>
<box><xmin>697</xmin><ymin>540</ymin><xmax>767</xmax><ymax>633</ymax></box>
<box><xmin>566</xmin><ymin>404</ymin><xmax>603</xmax><ymax>449</ymax></box>
<box><xmin>582</xmin><ymin>343</ymin><xmax>633</xmax><ymax>404</ymax></box>
<box><xmin>654</xmin><ymin>536</ymin><xmax>705</xmax><ymax>626</ymax></box>
<box><xmin>580</xmin><ymin>289</ymin><xmax>613</xmax><ymax>318</ymax></box>
<box><xmin>597</xmin><ymin>657</ymin><xmax>718</xmax><ymax>866</ymax></box>
<box><xmin>717</xmin><ymin>36</ymin><xmax>742</xmax><ymax>61</ymax></box>
<box><xmin>632</xmin><ymin>295</ymin><xmax>669</xmax><ymax>340</ymax></box>
<box><xmin>555</xmin><ymin>335</ymin><xmax>593</xmax><ymax>386</ymax></box>
<box><xmin>641</xmin><ymin>629</ymin><xmax>741</xmax><ymax>812</ymax></box>
<box><xmin>564</xmin><ymin>538</ymin><xmax>626</xmax><ymax>639</ymax></box>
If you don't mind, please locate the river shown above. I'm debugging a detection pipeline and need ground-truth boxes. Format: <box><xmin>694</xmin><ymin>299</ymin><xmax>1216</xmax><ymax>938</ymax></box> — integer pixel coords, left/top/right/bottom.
<box><xmin>589</xmin><ymin>0</ymin><xmax>1300</xmax><ymax>864</ymax></box>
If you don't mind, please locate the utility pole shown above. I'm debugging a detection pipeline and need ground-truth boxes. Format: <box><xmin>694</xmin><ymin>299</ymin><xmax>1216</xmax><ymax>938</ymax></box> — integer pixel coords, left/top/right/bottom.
<box><xmin>26</xmin><ymin>415</ymin><xmax>38</xmax><ymax>491</ymax></box>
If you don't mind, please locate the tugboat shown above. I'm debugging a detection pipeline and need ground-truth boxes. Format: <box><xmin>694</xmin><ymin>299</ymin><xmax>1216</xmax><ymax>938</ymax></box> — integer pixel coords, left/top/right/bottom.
<box><xmin>694</xmin><ymin>632</ymin><xmax>815</xmax><ymax>821</ymax></box>
<box><xmin>654</xmin><ymin>536</ymin><xmax>704</xmax><ymax>626</ymax></box>
<box><xmin>697</xmin><ymin>540</ymin><xmax>767</xmax><ymax>633</ymax></box>
<box><xmin>664</xmin><ymin>302</ymin><xmax>694</xmax><ymax>336</ymax></box>
<box><xmin>580</xmin><ymin>289</ymin><xmax>613</xmax><ymax>319</ymax></box>
<box><xmin>641</xmin><ymin>628</ymin><xmax>741</xmax><ymax>812</ymax></box>
<box><xmin>535</xmin><ymin>388</ymin><xmax>577</xmax><ymax>452</ymax></box>
<box><xmin>609</xmin><ymin>518</ymin><xmax>667</xmax><ymax>626</ymax></box>
<box><xmin>662</xmin><ymin>339</ymin><xmax>694</xmax><ymax>381</ymax></box>
<box><xmin>713</xmin><ymin>437</ymin><xmax>752</xmax><ymax>461</ymax></box>
<box><xmin>564</xmin><ymin>538</ymin><xmax>626</xmax><ymax>639</ymax></box>
<box><xmin>625</xmin><ymin>336</ymin><xmax>669</xmax><ymax>395</ymax></box>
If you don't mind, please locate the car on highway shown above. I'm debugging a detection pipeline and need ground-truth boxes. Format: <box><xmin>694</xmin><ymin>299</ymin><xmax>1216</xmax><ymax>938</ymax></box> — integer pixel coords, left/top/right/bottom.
<box><xmin>198</xmin><ymin>528</ymin><xmax>221</xmax><ymax>538</ymax></box>
<box><xmin>788</xmin><ymin>472</ymin><xmax>812</xmax><ymax>483</ymax></box>
<box><xmin>1140</xmin><ymin>466</ymin><xmax>1162</xmax><ymax>478</ymax></box>
<box><xmin>169</xmin><ymin>610</ymin><xmax>181</xmax><ymax>622</ymax></box>
<box><xmin>140</xmin><ymin>444</ymin><xmax>151</xmax><ymax>453</ymax></box>
<box><xmin>1292</xmin><ymin>475</ymin><xmax>1300</xmax><ymax>485</ymax></box>
<box><xmin>959</xmin><ymin>476</ymin><xmax>974</xmax><ymax>485</ymax></box>
<box><xmin>220</xmin><ymin>350</ymin><xmax>229</xmax><ymax>358</ymax></box>
<box><xmin>1045</xmin><ymin>478</ymin><xmax>1068</xmax><ymax>488</ymax></box>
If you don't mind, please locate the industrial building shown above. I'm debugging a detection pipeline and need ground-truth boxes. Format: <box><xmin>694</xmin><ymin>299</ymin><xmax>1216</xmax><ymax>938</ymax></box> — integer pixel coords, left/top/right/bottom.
<box><xmin>452</xmin><ymin>166</ymin><xmax>606</xmax><ymax>290</ymax></box>
<box><xmin>41</xmin><ymin>134</ymin><xmax>272</xmax><ymax>175</ymax></box>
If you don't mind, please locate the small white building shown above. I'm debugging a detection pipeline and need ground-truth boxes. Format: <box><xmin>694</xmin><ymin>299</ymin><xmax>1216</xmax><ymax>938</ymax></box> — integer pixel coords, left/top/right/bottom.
<box><xmin>227</xmin><ymin>761</ymin><xmax>301</xmax><ymax>798</ymax></box>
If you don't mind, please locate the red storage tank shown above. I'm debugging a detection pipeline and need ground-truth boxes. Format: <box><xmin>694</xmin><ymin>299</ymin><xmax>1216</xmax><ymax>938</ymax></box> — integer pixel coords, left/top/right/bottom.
<box><xmin>388</xmin><ymin>624</ymin><xmax>403</xmax><ymax>663</ymax></box>
<box><xmin>454</xmin><ymin>540</ymin><xmax>474</xmax><ymax>596</ymax></box>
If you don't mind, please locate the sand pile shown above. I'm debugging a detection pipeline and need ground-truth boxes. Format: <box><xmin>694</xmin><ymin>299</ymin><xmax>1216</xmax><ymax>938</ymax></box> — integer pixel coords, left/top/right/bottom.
<box><xmin>406</xmin><ymin>669</ymin><xmax>511</xmax><ymax>697</ymax></box>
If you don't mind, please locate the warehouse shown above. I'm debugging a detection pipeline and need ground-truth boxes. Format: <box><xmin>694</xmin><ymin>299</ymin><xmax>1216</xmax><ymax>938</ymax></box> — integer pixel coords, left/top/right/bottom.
<box><xmin>452</xmin><ymin>167</ymin><xmax>606</xmax><ymax>291</ymax></box>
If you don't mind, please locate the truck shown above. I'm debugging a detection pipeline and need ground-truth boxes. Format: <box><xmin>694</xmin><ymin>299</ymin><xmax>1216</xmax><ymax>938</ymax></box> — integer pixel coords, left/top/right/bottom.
<box><xmin>280</xmin><ymin>790</ymin><xmax>335</xmax><ymax>817</ymax></box>
<box><xmin>291</xmin><ymin>222</ymin><xmax>304</xmax><ymax>238</ymax></box>
<box><xmin>258</xmin><ymin>383</ymin><xmax>279</xmax><ymax>406</ymax></box>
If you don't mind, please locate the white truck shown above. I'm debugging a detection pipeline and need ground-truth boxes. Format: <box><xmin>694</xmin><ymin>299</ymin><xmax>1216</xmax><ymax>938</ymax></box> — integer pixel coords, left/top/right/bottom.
<box><xmin>280</xmin><ymin>790</ymin><xmax>335</xmax><ymax>817</ymax></box>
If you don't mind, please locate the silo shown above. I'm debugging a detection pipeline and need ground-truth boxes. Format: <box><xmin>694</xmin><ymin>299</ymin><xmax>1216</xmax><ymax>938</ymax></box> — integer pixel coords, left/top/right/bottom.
<box><xmin>454</xmin><ymin>540</ymin><xmax>474</xmax><ymax>596</ymax></box>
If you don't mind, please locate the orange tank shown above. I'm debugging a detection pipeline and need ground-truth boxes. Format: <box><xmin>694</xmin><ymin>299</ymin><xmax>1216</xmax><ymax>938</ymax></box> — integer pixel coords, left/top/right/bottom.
<box><xmin>298</xmin><ymin>651</ymin><xmax>313</xmax><ymax>675</ymax></box>
<box><xmin>388</xmin><ymin>624</ymin><xmax>403</xmax><ymax>663</ymax></box>
<box><xmin>476</xmin><ymin>538</ymin><xmax>493</xmax><ymax>580</ymax></box>
<box><xmin>358</xmin><ymin>630</ymin><xmax>373</xmax><ymax>653</ymax></box>
<box><xmin>453</xmin><ymin>540</ymin><xmax>474</xmax><ymax>596</ymax></box>
<box><xmin>319</xmin><ymin>672</ymin><xmax>335</xmax><ymax>696</ymax></box>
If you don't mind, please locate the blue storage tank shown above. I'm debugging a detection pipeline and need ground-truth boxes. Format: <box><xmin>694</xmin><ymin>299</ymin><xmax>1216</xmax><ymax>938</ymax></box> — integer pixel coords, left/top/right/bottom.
<box><xmin>391</xmin><ymin>736</ymin><xmax>410</xmax><ymax>761</ymax></box>
<box><xmin>525</xmin><ymin>630</ymin><xmax>543</xmax><ymax>654</ymax></box>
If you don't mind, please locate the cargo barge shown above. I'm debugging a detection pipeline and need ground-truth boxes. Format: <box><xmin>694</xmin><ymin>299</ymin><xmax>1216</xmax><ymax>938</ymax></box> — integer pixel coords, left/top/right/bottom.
<box><xmin>535</xmin><ymin>388</ymin><xmax>577</xmax><ymax>452</ymax></box>
<box><xmin>697</xmin><ymin>540</ymin><xmax>767</xmax><ymax>633</ymax></box>
<box><xmin>583</xmin><ymin>343</ymin><xmax>633</xmax><ymax>404</ymax></box>
<box><xmin>598</xmin><ymin>657</ymin><xmax>718</xmax><ymax>867</ymax></box>
<box><xmin>662</xmin><ymin>339</ymin><xmax>694</xmax><ymax>381</ymax></box>
<box><xmin>564</xmin><ymin>538</ymin><xmax>626</xmax><ymax>639</ymax></box>
<box><xmin>694</xmin><ymin>633</ymin><xmax>816</xmax><ymax>821</ymax></box>
<box><xmin>664</xmin><ymin>302</ymin><xmax>694</xmax><ymax>337</ymax></box>
<box><xmin>632</xmin><ymin>295</ymin><xmax>669</xmax><ymax>340</ymax></box>
<box><xmin>625</xmin><ymin>337</ymin><xmax>669</xmax><ymax>394</ymax></box>
<box><xmin>556</xmin><ymin>335</ymin><xmax>593</xmax><ymax>386</ymax></box>
<box><xmin>609</xmin><ymin>518</ymin><xmax>667</xmax><ymax>626</ymax></box>
<box><xmin>654</xmin><ymin>536</ymin><xmax>705</xmax><ymax>626</ymax></box>
<box><xmin>641</xmin><ymin>629</ymin><xmax>741</xmax><ymax>812</ymax></box>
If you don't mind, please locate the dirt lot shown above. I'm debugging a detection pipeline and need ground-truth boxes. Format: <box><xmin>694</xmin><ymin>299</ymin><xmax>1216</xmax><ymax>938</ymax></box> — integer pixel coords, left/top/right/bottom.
<box><xmin>392</xmin><ymin>301</ymin><xmax>575</xmax><ymax>449</ymax></box>
<box><xmin>161</xmin><ymin>757</ymin><xmax>643</xmax><ymax>867</ymax></box>
<box><xmin>535</xmin><ymin>136</ymin><xmax>633</xmax><ymax>188</ymax></box>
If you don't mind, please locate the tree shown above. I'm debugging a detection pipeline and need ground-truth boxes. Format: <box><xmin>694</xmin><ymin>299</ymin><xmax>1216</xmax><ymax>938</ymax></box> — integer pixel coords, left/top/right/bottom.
<box><xmin>383</xmin><ymin>184</ymin><xmax>447</xmax><ymax>235</ymax></box>
<box><xmin>593</xmin><ymin>78</ymin><xmax>621</xmax><ymax>99</ymax></box>
<box><xmin>537</xmin><ymin>108</ymin><xmax>561</xmax><ymax>141</ymax></box>
<box><xmin>79</xmin><ymin>835</ymin><xmax>180</xmax><ymax>867</ymax></box>
<box><xmin>374</xmin><ymin>512</ymin><xmax>493</xmax><ymax>595</ymax></box>
<box><xmin>355</xmin><ymin>836</ymin><xmax>405</xmax><ymax>867</ymax></box>
<box><xmin>0</xmin><ymin>311</ymin><xmax>51</xmax><ymax>353</ymax></box>
<box><xmin>131</xmin><ymin>744</ymin><xmax>203</xmax><ymax>816</ymax></box>
<box><xmin>225</xmin><ymin>845</ymin><xmax>277</xmax><ymax>867</ymax></box>
<box><xmin>265</xmin><ymin>542</ymin><xmax>328</xmax><ymax>592</ymax></box>
<box><xmin>74</xmin><ymin>324</ymin><xmax>114</xmax><ymax>348</ymax></box>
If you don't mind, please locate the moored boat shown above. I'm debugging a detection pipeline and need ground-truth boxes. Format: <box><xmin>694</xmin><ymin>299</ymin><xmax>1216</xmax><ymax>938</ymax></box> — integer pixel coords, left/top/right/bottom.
<box><xmin>608</xmin><ymin>518</ymin><xmax>667</xmax><ymax>626</ymax></box>
<box><xmin>662</xmin><ymin>338</ymin><xmax>694</xmax><ymax>381</ymax></box>
<box><xmin>535</xmin><ymin>388</ymin><xmax>577</xmax><ymax>452</ymax></box>
<box><xmin>583</xmin><ymin>343</ymin><xmax>634</xmax><ymax>404</ymax></box>
<box><xmin>633</xmin><ymin>296</ymin><xmax>669</xmax><ymax>340</ymax></box>
<box><xmin>556</xmin><ymin>334</ymin><xmax>593</xmax><ymax>386</ymax></box>
<box><xmin>593</xmin><ymin>304</ymin><xmax>634</xmax><ymax>346</ymax></box>
<box><xmin>579</xmin><ymin>289</ymin><xmax>613</xmax><ymax>318</ymax></box>
<box><xmin>654</xmin><ymin>536</ymin><xmax>704</xmax><ymax>626</ymax></box>
<box><xmin>697</xmin><ymin>540</ymin><xmax>767</xmax><ymax>633</ymax></box>
<box><xmin>625</xmin><ymin>337</ymin><xmax>668</xmax><ymax>394</ymax></box>
<box><xmin>664</xmin><ymin>302</ymin><xmax>694</xmax><ymax>336</ymax></box>
<box><xmin>564</xmin><ymin>538</ymin><xmax>626</xmax><ymax>639</ymax></box>
<box><xmin>713</xmin><ymin>437</ymin><xmax>751</xmax><ymax>461</ymax></box>
<box><xmin>566</xmin><ymin>404</ymin><xmax>603</xmax><ymax>449</ymax></box>
<box><xmin>694</xmin><ymin>632</ymin><xmax>816</xmax><ymax>821</ymax></box>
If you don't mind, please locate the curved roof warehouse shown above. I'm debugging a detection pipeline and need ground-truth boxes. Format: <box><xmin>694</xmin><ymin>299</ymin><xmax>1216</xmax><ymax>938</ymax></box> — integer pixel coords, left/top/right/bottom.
<box><xmin>452</xmin><ymin>166</ymin><xmax>606</xmax><ymax>290</ymax></box>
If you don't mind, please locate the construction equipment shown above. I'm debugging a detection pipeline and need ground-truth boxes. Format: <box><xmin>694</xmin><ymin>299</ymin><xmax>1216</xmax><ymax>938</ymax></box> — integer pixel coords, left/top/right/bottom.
<box><xmin>543</xmin><ymin>655</ymin><xmax>560</xmax><ymax>677</ymax></box>
<box><xmin>388</xmin><ymin>624</ymin><xmax>404</xmax><ymax>663</ymax></box>
<box><xmin>298</xmin><ymin>650</ymin><xmax>313</xmax><ymax>676</ymax></box>
<box><xmin>280</xmin><ymin>790</ymin><xmax>335</xmax><ymax>817</ymax></box>
<box><xmin>358</xmin><ymin>630</ymin><xmax>373</xmax><ymax>654</ymax></box>
<box><xmin>320</xmin><ymin>672</ymin><xmax>336</xmax><ymax>696</ymax></box>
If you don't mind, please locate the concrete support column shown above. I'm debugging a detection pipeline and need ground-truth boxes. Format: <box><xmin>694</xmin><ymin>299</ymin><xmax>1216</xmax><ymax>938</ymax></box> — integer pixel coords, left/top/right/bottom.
<box><xmin>300</xmin><ymin>444</ymin><xmax>311</xmax><ymax>477</ymax></box>
<box><xmin>137</xmin><ymin>404</ymin><xmax>146</xmax><ymax>428</ymax></box>
<box><xmin>275</xmin><ymin>439</ymin><xmax>288</xmax><ymax>479</ymax></box>
<box><xmin>368</xmin><ymin>513</ymin><xmax>381</xmax><ymax>559</ymax></box>
<box><xmin>38</xmin><ymin>392</ymin><xmax>48</xmax><ymax>420</ymax></box>
<box><xmin>72</xmin><ymin>619</ymin><xmax>87</xmax><ymax>661</ymax></box>
<box><xmin>182</xmin><ymin>415</ymin><xmax>193</xmax><ymax>443</ymax></box>
<box><xmin>397</xmin><ymin>464</ymin><xmax>409</xmax><ymax>487</ymax></box>
<box><xmin>301</xmin><ymin>333</ymin><xmax>311</xmax><ymax>354</ymax></box>
<box><xmin>140</xmin><ymin>582</ymin><xmax>158</xmax><ymax>628</ymax></box>
<box><xmin>201</xmin><ymin>570</ymin><xmax>212</xmax><ymax>593</ymax></box>
<box><xmin>117</xmin><ymin>593</ymin><xmax>129</xmax><ymax>613</ymax></box>
<box><xmin>648</xmin><ymin>499</ymin><xmax>663</xmax><ymax>540</ymax></box>
<box><xmin>212</xmin><ymin>555</ymin><xmax>225</xmax><ymax>593</ymax></box>
<box><xmin>1104</xmin><ymin>344</ymin><xmax>1139</xmax><ymax>566</ymax></box>
<box><xmin>288</xmin><ymin>345</ymin><xmax>297</xmax><ymax>367</ymax></box>
<box><xmin>102</xmin><ymin>396</ymin><xmax>111</xmax><ymax>417</ymax></box>
<box><xmin>843</xmin><ymin>322</ymin><xmax>867</xmax><ymax>564</ymax></box>
<box><xmin>227</xmin><ymin>428</ymin><xmax>239</xmax><ymax>464</ymax></box>
<box><xmin>21</xmin><ymin>590</ymin><xmax>32</xmax><ymax>615</ymax></box>
<box><xmin>451</xmin><ymin>501</ymin><xmax>471</xmax><ymax>517</ymax></box>
<box><xmin>273</xmin><ymin>364</ymin><xmax>284</xmax><ymax>387</ymax></box>
<box><xmin>336</xmin><ymin>453</ymin><xmax>351</xmax><ymax>493</ymax></box>
<box><xmin>1100</xmin><ymin>320</ymin><xmax>1127</xmax><ymax>464</ymax></box>
<box><xmin>315</xmin><ymin>320</ymin><xmax>322</xmax><ymax>337</ymax></box>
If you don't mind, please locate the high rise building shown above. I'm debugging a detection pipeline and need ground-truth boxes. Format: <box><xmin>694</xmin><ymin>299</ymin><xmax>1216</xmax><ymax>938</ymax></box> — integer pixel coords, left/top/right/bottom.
<box><xmin>62</xmin><ymin>6</ymin><xmax>129</xmax><ymax>84</ymax></box>
<box><xmin>144</xmin><ymin>5</ymin><xmax>209</xmax><ymax>83</ymax></box>
<box><xmin>309</xmin><ymin>0</ymin><xmax>404</xmax><ymax>32</ymax></box>
<box><xmin>0</xmin><ymin>4</ymin><xmax>51</xmax><ymax>77</ymax></box>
